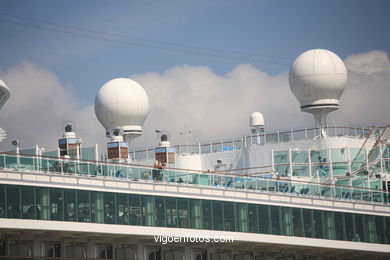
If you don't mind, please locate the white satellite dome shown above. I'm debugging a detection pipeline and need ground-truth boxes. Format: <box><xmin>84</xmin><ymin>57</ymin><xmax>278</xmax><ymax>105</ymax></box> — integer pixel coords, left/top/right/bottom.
<box><xmin>289</xmin><ymin>49</ymin><xmax>347</xmax><ymax>110</ymax></box>
<box><xmin>0</xmin><ymin>79</ymin><xmax>10</xmax><ymax>111</ymax></box>
<box><xmin>250</xmin><ymin>112</ymin><xmax>264</xmax><ymax>127</ymax></box>
<box><xmin>95</xmin><ymin>78</ymin><xmax>150</xmax><ymax>142</ymax></box>
<box><xmin>289</xmin><ymin>49</ymin><xmax>348</xmax><ymax>137</ymax></box>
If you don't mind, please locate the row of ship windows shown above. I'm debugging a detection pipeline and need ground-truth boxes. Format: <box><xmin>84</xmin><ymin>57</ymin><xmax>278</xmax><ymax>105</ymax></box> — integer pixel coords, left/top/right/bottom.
<box><xmin>1</xmin><ymin>184</ymin><xmax>389</xmax><ymax>244</ymax></box>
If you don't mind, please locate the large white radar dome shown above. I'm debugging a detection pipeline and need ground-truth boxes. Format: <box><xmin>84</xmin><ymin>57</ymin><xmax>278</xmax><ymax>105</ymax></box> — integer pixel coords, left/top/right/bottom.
<box><xmin>250</xmin><ymin>112</ymin><xmax>264</xmax><ymax>127</ymax></box>
<box><xmin>289</xmin><ymin>49</ymin><xmax>347</xmax><ymax>110</ymax></box>
<box><xmin>95</xmin><ymin>78</ymin><xmax>150</xmax><ymax>143</ymax></box>
<box><xmin>0</xmin><ymin>79</ymin><xmax>10</xmax><ymax>111</ymax></box>
<box><xmin>289</xmin><ymin>49</ymin><xmax>348</xmax><ymax>137</ymax></box>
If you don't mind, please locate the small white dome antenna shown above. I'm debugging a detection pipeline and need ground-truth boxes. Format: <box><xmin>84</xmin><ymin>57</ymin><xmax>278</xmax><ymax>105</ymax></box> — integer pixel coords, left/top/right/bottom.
<box><xmin>94</xmin><ymin>78</ymin><xmax>150</xmax><ymax>147</ymax></box>
<box><xmin>250</xmin><ymin>112</ymin><xmax>264</xmax><ymax>144</ymax></box>
<box><xmin>289</xmin><ymin>49</ymin><xmax>348</xmax><ymax>137</ymax></box>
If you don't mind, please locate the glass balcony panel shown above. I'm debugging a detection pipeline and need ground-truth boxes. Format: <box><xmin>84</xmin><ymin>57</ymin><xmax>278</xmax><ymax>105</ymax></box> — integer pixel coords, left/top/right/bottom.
<box><xmin>331</xmin><ymin>148</ymin><xmax>347</xmax><ymax>162</ymax></box>
<box><xmin>292</xmin><ymin>165</ymin><xmax>309</xmax><ymax>177</ymax></box>
<box><xmin>292</xmin><ymin>150</ymin><xmax>308</xmax><ymax>164</ymax></box>
<box><xmin>332</xmin><ymin>162</ymin><xmax>348</xmax><ymax>176</ymax></box>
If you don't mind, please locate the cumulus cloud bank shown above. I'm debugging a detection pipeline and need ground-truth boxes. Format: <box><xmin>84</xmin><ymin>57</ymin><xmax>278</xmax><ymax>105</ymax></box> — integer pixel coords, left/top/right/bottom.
<box><xmin>0</xmin><ymin>51</ymin><xmax>389</xmax><ymax>152</ymax></box>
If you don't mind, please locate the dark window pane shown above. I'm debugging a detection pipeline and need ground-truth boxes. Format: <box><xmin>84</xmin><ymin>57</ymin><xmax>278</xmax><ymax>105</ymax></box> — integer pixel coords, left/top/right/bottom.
<box><xmin>64</xmin><ymin>190</ymin><xmax>76</xmax><ymax>221</ymax></box>
<box><xmin>258</xmin><ymin>205</ymin><xmax>270</xmax><ymax>234</ymax></box>
<box><xmin>365</xmin><ymin>215</ymin><xmax>376</xmax><ymax>243</ymax></box>
<box><xmin>281</xmin><ymin>207</ymin><xmax>293</xmax><ymax>236</ymax></box>
<box><xmin>7</xmin><ymin>185</ymin><xmax>20</xmax><ymax>219</ymax></box>
<box><xmin>91</xmin><ymin>192</ymin><xmax>104</xmax><ymax>223</ymax></box>
<box><xmin>270</xmin><ymin>206</ymin><xmax>281</xmax><ymax>235</ymax></box>
<box><xmin>323</xmin><ymin>211</ymin><xmax>335</xmax><ymax>240</ymax></box>
<box><xmin>155</xmin><ymin>197</ymin><xmax>166</xmax><ymax>227</ymax></box>
<box><xmin>292</xmin><ymin>208</ymin><xmax>303</xmax><ymax>237</ymax></box>
<box><xmin>166</xmin><ymin>197</ymin><xmax>177</xmax><ymax>228</ymax></box>
<box><xmin>223</xmin><ymin>202</ymin><xmax>235</xmax><ymax>231</ymax></box>
<box><xmin>213</xmin><ymin>201</ymin><xmax>223</xmax><ymax>231</ymax></box>
<box><xmin>202</xmin><ymin>200</ymin><xmax>212</xmax><ymax>230</ymax></box>
<box><xmin>77</xmin><ymin>190</ymin><xmax>90</xmax><ymax>222</ymax></box>
<box><xmin>142</xmin><ymin>196</ymin><xmax>154</xmax><ymax>226</ymax></box>
<box><xmin>189</xmin><ymin>199</ymin><xmax>201</xmax><ymax>229</ymax></box>
<box><xmin>303</xmin><ymin>209</ymin><xmax>314</xmax><ymax>238</ymax></box>
<box><xmin>50</xmin><ymin>189</ymin><xmax>63</xmax><ymax>221</ymax></box>
<box><xmin>104</xmin><ymin>193</ymin><xmax>115</xmax><ymax>224</ymax></box>
<box><xmin>129</xmin><ymin>194</ymin><xmax>141</xmax><ymax>225</ymax></box>
<box><xmin>237</xmin><ymin>203</ymin><xmax>248</xmax><ymax>232</ymax></box>
<box><xmin>22</xmin><ymin>186</ymin><xmax>35</xmax><ymax>219</ymax></box>
<box><xmin>334</xmin><ymin>212</ymin><xmax>344</xmax><ymax>240</ymax></box>
<box><xmin>354</xmin><ymin>214</ymin><xmax>364</xmax><ymax>242</ymax></box>
<box><xmin>248</xmin><ymin>204</ymin><xmax>258</xmax><ymax>233</ymax></box>
<box><xmin>0</xmin><ymin>185</ymin><xmax>5</xmax><ymax>218</ymax></box>
<box><xmin>37</xmin><ymin>188</ymin><xmax>50</xmax><ymax>220</ymax></box>
<box><xmin>178</xmin><ymin>198</ymin><xmax>189</xmax><ymax>228</ymax></box>
<box><xmin>313</xmin><ymin>210</ymin><xmax>323</xmax><ymax>239</ymax></box>
<box><xmin>116</xmin><ymin>194</ymin><xmax>129</xmax><ymax>225</ymax></box>
<box><xmin>385</xmin><ymin>217</ymin><xmax>390</xmax><ymax>244</ymax></box>
<box><xmin>375</xmin><ymin>216</ymin><xmax>385</xmax><ymax>244</ymax></box>
<box><xmin>345</xmin><ymin>213</ymin><xmax>354</xmax><ymax>241</ymax></box>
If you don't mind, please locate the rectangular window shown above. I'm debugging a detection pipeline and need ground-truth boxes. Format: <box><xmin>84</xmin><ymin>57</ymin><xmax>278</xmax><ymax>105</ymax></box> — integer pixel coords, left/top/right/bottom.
<box><xmin>270</xmin><ymin>206</ymin><xmax>281</xmax><ymax>235</ymax></box>
<box><xmin>385</xmin><ymin>217</ymin><xmax>390</xmax><ymax>244</ymax></box>
<box><xmin>6</xmin><ymin>185</ymin><xmax>20</xmax><ymax>219</ymax></box>
<box><xmin>365</xmin><ymin>215</ymin><xmax>376</xmax><ymax>243</ymax></box>
<box><xmin>155</xmin><ymin>196</ymin><xmax>166</xmax><ymax>227</ymax></box>
<box><xmin>189</xmin><ymin>199</ymin><xmax>201</xmax><ymax>229</ymax></box>
<box><xmin>202</xmin><ymin>200</ymin><xmax>212</xmax><ymax>230</ymax></box>
<box><xmin>344</xmin><ymin>213</ymin><xmax>354</xmax><ymax>241</ymax></box>
<box><xmin>91</xmin><ymin>192</ymin><xmax>103</xmax><ymax>223</ymax></box>
<box><xmin>354</xmin><ymin>214</ymin><xmax>364</xmax><ymax>242</ymax></box>
<box><xmin>281</xmin><ymin>207</ymin><xmax>293</xmax><ymax>236</ymax></box>
<box><xmin>178</xmin><ymin>198</ymin><xmax>189</xmax><ymax>228</ymax></box>
<box><xmin>223</xmin><ymin>201</ymin><xmax>235</xmax><ymax>231</ymax></box>
<box><xmin>0</xmin><ymin>185</ymin><xmax>5</xmax><ymax>218</ymax></box>
<box><xmin>323</xmin><ymin>211</ymin><xmax>335</xmax><ymax>240</ymax></box>
<box><xmin>292</xmin><ymin>208</ymin><xmax>303</xmax><ymax>237</ymax></box>
<box><xmin>22</xmin><ymin>186</ymin><xmax>35</xmax><ymax>219</ymax></box>
<box><xmin>375</xmin><ymin>216</ymin><xmax>385</xmax><ymax>244</ymax></box>
<box><xmin>77</xmin><ymin>190</ymin><xmax>90</xmax><ymax>223</ymax></box>
<box><xmin>141</xmin><ymin>196</ymin><xmax>154</xmax><ymax>226</ymax></box>
<box><xmin>129</xmin><ymin>194</ymin><xmax>141</xmax><ymax>225</ymax></box>
<box><xmin>104</xmin><ymin>193</ymin><xmax>115</xmax><ymax>224</ymax></box>
<box><xmin>64</xmin><ymin>190</ymin><xmax>76</xmax><ymax>221</ymax></box>
<box><xmin>213</xmin><ymin>201</ymin><xmax>224</xmax><ymax>231</ymax></box>
<box><xmin>237</xmin><ymin>203</ymin><xmax>248</xmax><ymax>232</ymax></box>
<box><xmin>303</xmin><ymin>209</ymin><xmax>314</xmax><ymax>238</ymax></box>
<box><xmin>50</xmin><ymin>189</ymin><xmax>63</xmax><ymax>221</ymax></box>
<box><xmin>248</xmin><ymin>204</ymin><xmax>258</xmax><ymax>233</ymax></box>
<box><xmin>334</xmin><ymin>212</ymin><xmax>344</xmax><ymax>240</ymax></box>
<box><xmin>313</xmin><ymin>210</ymin><xmax>323</xmax><ymax>239</ymax></box>
<box><xmin>258</xmin><ymin>205</ymin><xmax>270</xmax><ymax>234</ymax></box>
<box><xmin>37</xmin><ymin>188</ymin><xmax>50</xmax><ymax>220</ymax></box>
<box><xmin>43</xmin><ymin>242</ymin><xmax>61</xmax><ymax>257</ymax></box>
<box><xmin>166</xmin><ymin>197</ymin><xmax>177</xmax><ymax>228</ymax></box>
<box><xmin>116</xmin><ymin>194</ymin><xmax>129</xmax><ymax>225</ymax></box>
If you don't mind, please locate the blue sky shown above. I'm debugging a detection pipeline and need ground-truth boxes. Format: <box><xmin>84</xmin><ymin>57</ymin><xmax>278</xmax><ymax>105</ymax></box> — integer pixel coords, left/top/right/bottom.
<box><xmin>0</xmin><ymin>0</ymin><xmax>389</xmax><ymax>150</ymax></box>
<box><xmin>1</xmin><ymin>0</ymin><xmax>390</xmax><ymax>106</ymax></box>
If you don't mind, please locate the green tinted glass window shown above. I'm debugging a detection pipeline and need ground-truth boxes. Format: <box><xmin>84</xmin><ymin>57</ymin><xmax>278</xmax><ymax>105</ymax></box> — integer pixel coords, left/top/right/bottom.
<box><xmin>189</xmin><ymin>199</ymin><xmax>201</xmax><ymax>229</ymax></box>
<box><xmin>223</xmin><ymin>201</ymin><xmax>235</xmax><ymax>231</ymax></box>
<box><xmin>64</xmin><ymin>189</ymin><xmax>76</xmax><ymax>221</ymax></box>
<box><xmin>270</xmin><ymin>206</ymin><xmax>281</xmax><ymax>235</ymax></box>
<box><xmin>141</xmin><ymin>196</ymin><xmax>154</xmax><ymax>226</ymax></box>
<box><xmin>7</xmin><ymin>185</ymin><xmax>20</xmax><ymax>219</ymax></box>
<box><xmin>50</xmin><ymin>189</ymin><xmax>63</xmax><ymax>221</ymax></box>
<box><xmin>202</xmin><ymin>200</ymin><xmax>212</xmax><ymax>230</ymax></box>
<box><xmin>178</xmin><ymin>198</ymin><xmax>189</xmax><ymax>228</ymax></box>
<box><xmin>292</xmin><ymin>208</ymin><xmax>303</xmax><ymax>237</ymax></box>
<box><xmin>213</xmin><ymin>201</ymin><xmax>223</xmax><ymax>231</ymax></box>
<box><xmin>303</xmin><ymin>209</ymin><xmax>314</xmax><ymax>238</ymax></box>
<box><xmin>313</xmin><ymin>210</ymin><xmax>323</xmax><ymax>239</ymax></box>
<box><xmin>91</xmin><ymin>192</ymin><xmax>103</xmax><ymax>223</ymax></box>
<box><xmin>0</xmin><ymin>185</ymin><xmax>5</xmax><ymax>218</ymax></box>
<box><xmin>166</xmin><ymin>197</ymin><xmax>177</xmax><ymax>228</ymax></box>
<box><xmin>116</xmin><ymin>193</ymin><xmax>129</xmax><ymax>225</ymax></box>
<box><xmin>344</xmin><ymin>213</ymin><xmax>354</xmax><ymax>241</ymax></box>
<box><xmin>22</xmin><ymin>186</ymin><xmax>35</xmax><ymax>219</ymax></box>
<box><xmin>104</xmin><ymin>193</ymin><xmax>115</xmax><ymax>224</ymax></box>
<box><xmin>258</xmin><ymin>205</ymin><xmax>270</xmax><ymax>234</ymax></box>
<box><xmin>248</xmin><ymin>204</ymin><xmax>258</xmax><ymax>233</ymax></box>
<box><xmin>155</xmin><ymin>196</ymin><xmax>166</xmax><ymax>227</ymax></box>
<box><xmin>77</xmin><ymin>190</ymin><xmax>90</xmax><ymax>223</ymax></box>
<box><xmin>129</xmin><ymin>194</ymin><xmax>141</xmax><ymax>225</ymax></box>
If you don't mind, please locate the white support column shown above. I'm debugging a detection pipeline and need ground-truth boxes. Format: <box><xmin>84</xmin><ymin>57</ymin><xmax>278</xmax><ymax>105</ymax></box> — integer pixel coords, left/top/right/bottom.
<box><xmin>288</xmin><ymin>148</ymin><xmax>293</xmax><ymax>177</ymax></box>
<box><xmin>271</xmin><ymin>149</ymin><xmax>275</xmax><ymax>172</ymax></box>
<box><xmin>328</xmin><ymin>148</ymin><xmax>333</xmax><ymax>179</ymax></box>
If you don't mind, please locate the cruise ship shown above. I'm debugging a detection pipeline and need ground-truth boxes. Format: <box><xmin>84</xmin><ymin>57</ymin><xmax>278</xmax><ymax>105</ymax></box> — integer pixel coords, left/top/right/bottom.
<box><xmin>0</xmin><ymin>49</ymin><xmax>389</xmax><ymax>260</ymax></box>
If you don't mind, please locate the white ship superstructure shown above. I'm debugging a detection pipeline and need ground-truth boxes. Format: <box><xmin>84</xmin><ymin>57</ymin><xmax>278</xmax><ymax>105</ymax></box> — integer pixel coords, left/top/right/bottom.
<box><xmin>0</xmin><ymin>49</ymin><xmax>389</xmax><ymax>260</ymax></box>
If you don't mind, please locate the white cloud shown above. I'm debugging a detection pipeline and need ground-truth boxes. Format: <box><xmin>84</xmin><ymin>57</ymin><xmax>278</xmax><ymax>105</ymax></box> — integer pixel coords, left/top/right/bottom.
<box><xmin>0</xmin><ymin>50</ymin><xmax>389</xmax><ymax>154</ymax></box>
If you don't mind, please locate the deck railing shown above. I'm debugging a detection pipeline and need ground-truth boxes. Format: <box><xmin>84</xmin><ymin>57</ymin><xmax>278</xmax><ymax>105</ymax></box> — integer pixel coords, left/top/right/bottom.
<box><xmin>0</xmin><ymin>151</ymin><xmax>389</xmax><ymax>205</ymax></box>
